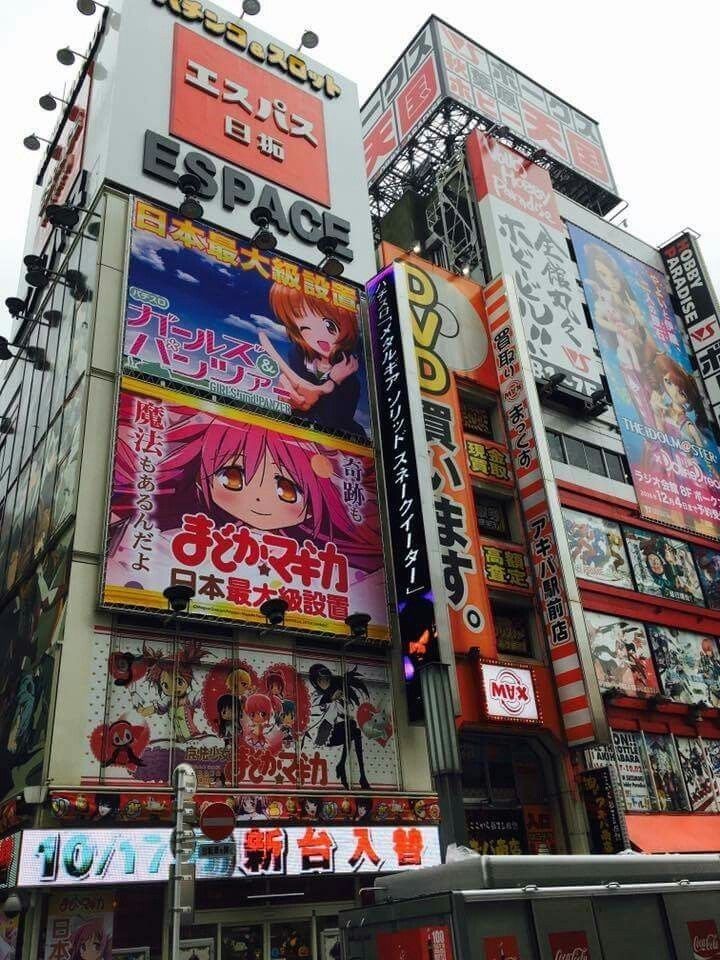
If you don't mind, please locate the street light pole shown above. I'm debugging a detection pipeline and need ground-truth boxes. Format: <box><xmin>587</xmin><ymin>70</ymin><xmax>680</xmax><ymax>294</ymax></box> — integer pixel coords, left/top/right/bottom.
<box><xmin>419</xmin><ymin>661</ymin><xmax>468</xmax><ymax>854</ymax></box>
<box><xmin>170</xmin><ymin>763</ymin><xmax>197</xmax><ymax>960</ymax></box>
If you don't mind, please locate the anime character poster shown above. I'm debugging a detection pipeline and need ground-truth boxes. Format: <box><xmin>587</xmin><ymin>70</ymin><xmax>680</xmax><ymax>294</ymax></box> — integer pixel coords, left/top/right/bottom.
<box><xmin>0</xmin><ymin>913</ymin><xmax>19</xmax><ymax>960</ymax></box>
<box><xmin>102</xmin><ymin>378</ymin><xmax>387</xmax><ymax>638</ymax></box>
<box><xmin>221</xmin><ymin>927</ymin><xmax>262</xmax><ymax>960</ymax></box>
<box><xmin>646</xmin><ymin>625</ymin><xmax>720</xmax><ymax>707</ymax></box>
<box><xmin>643</xmin><ymin>733</ymin><xmax>688</xmax><ymax>811</ymax></box>
<box><xmin>692</xmin><ymin>545</ymin><xmax>720</xmax><ymax>610</ymax></box>
<box><xmin>676</xmin><ymin>736</ymin><xmax>718</xmax><ymax>812</ymax></box>
<box><xmin>624</xmin><ymin>527</ymin><xmax>704</xmax><ymax>605</ymax></box>
<box><xmin>85</xmin><ymin>635</ymin><xmax>398</xmax><ymax>793</ymax></box>
<box><xmin>704</xmin><ymin>738</ymin><xmax>720</xmax><ymax>798</ymax></box>
<box><xmin>124</xmin><ymin>199</ymin><xmax>371</xmax><ymax>441</ymax></box>
<box><xmin>0</xmin><ymin>528</ymin><xmax>71</xmax><ymax>803</ymax></box>
<box><xmin>562</xmin><ymin>509</ymin><xmax>633</xmax><ymax>588</ymax></box>
<box><xmin>569</xmin><ymin>223</ymin><xmax>720</xmax><ymax>539</ymax></box>
<box><xmin>584</xmin><ymin>611</ymin><xmax>659</xmax><ymax>698</ymax></box>
<box><xmin>43</xmin><ymin>891</ymin><xmax>113</xmax><ymax>960</ymax></box>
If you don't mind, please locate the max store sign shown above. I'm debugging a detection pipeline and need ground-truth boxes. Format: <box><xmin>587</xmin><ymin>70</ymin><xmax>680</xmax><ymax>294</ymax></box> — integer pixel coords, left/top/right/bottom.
<box><xmin>18</xmin><ymin>826</ymin><xmax>441</xmax><ymax>887</ymax></box>
<box><xmin>481</xmin><ymin>663</ymin><xmax>539</xmax><ymax>722</ymax></box>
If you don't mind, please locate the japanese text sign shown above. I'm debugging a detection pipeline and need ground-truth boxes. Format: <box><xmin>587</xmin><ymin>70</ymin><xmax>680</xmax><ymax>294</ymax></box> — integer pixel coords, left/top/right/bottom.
<box><xmin>171</xmin><ymin>24</ymin><xmax>329</xmax><ymax>205</ymax></box>
<box><xmin>466</xmin><ymin>437</ymin><xmax>512</xmax><ymax>484</ymax></box>
<box><xmin>570</xmin><ymin>223</ymin><xmax>720</xmax><ymax>538</ymax></box>
<box><xmin>18</xmin><ymin>826</ymin><xmax>441</xmax><ymax>887</ymax></box>
<box><xmin>577</xmin><ymin>766</ymin><xmax>628</xmax><ymax>854</ymax></box>
<box><xmin>125</xmin><ymin>198</ymin><xmax>371</xmax><ymax>441</ymax></box>
<box><xmin>481</xmin><ymin>545</ymin><xmax>531</xmax><ymax>590</ymax></box>
<box><xmin>661</xmin><ymin>233</ymin><xmax>720</xmax><ymax>427</ymax></box>
<box><xmin>484</xmin><ymin>275</ymin><xmax>604</xmax><ymax>747</ymax></box>
<box><xmin>101</xmin><ymin>378</ymin><xmax>388</xmax><ymax>638</ymax></box>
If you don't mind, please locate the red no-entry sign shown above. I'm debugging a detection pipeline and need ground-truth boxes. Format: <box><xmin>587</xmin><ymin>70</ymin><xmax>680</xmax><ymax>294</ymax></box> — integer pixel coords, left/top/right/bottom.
<box><xmin>199</xmin><ymin>802</ymin><xmax>235</xmax><ymax>842</ymax></box>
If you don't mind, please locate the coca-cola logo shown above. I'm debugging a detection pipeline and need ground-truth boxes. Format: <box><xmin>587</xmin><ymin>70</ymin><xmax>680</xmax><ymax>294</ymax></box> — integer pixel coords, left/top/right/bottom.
<box><xmin>549</xmin><ymin>930</ymin><xmax>590</xmax><ymax>960</ymax></box>
<box><xmin>693</xmin><ymin>933</ymin><xmax>720</xmax><ymax>957</ymax></box>
<box><xmin>554</xmin><ymin>949</ymin><xmax>589</xmax><ymax>960</ymax></box>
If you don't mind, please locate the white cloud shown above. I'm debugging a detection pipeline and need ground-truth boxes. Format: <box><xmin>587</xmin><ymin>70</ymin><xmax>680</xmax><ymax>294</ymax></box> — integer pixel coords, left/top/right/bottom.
<box><xmin>130</xmin><ymin>231</ymin><xmax>178</xmax><ymax>272</ymax></box>
<box><xmin>224</xmin><ymin>312</ymin><xmax>285</xmax><ymax>341</ymax></box>
<box><xmin>176</xmin><ymin>270</ymin><xmax>199</xmax><ymax>284</ymax></box>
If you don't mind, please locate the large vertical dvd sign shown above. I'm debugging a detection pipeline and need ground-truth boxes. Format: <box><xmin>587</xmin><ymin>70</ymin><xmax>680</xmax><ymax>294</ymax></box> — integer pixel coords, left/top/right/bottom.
<box><xmin>570</xmin><ymin>223</ymin><xmax>720</xmax><ymax>539</ymax></box>
<box><xmin>661</xmin><ymin>233</ymin><xmax>720</xmax><ymax>426</ymax></box>
<box><xmin>483</xmin><ymin>275</ymin><xmax>606</xmax><ymax>747</ymax></box>
<box><xmin>367</xmin><ymin>268</ymin><xmax>439</xmax><ymax>720</ymax></box>
<box><xmin>466</xmin><ymin>130</ymin><xmax>604</xmax><ymax>401</ymax></box>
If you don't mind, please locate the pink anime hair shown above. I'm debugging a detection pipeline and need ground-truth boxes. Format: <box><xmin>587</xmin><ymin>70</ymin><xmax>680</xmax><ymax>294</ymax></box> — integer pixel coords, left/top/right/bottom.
<box><xmin>245</xmin><ymin>692</ymin><xmax>273</xmax><ymax>719</ymax></box>
<box><xmin>113</xmin><ymin>400</ymin><xmax>380</xmax><ymax>572</ymax></box>
<box><xmin>69</xmin><ymin>918</ymin><xmax>111</xmax><ymax>960</ymax></box>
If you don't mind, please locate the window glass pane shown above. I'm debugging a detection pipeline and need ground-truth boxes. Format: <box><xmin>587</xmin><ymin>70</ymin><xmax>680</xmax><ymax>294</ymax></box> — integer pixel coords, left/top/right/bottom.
<box><xmin>50</xmin><ymin>282</ymin><xmax>73</xmax><ymax>418</ymax></box>
<box><xmin>605</xmin><ymin>450</ymin><xmax>626</xmax><ymax>483</ymax></box>
<box><xmin>584</xmin><ymin>444</ymin><xmax>605</xmax><ymax>476</ymax></box>
<box><xmin>493</xmin><ymin>607</ymin><xmax>533</xmax><ymax>657</ymax></box>
<box><xmin>222</xmin><ymin>925</ymin><xmax>263</xmax><ymax>960</ymax></box>
<box><xmin>473</xmin><ymin>491</ymin><xmax>510</xmax><ymax>538</ymax></box>
<box><xmin>270</xmin><ymin>920</ymin><xmax>312</xmax><ymax>960</ymax></box>
<box><xmin>546</xmin><ymin>430</ymin><xmax>565</xmax><ymax>463</ymax></box>
<box><xmin>20</xmin><ymin>322</ymin><xmax>46</xmax><ymax>469</ymax></box>
<box><xmin>564</xmin><ymin>436</ymin><xmax>587</xmax><ymax>470</ymax></box>
<box><xmin>460</xmin><ymin>398</ymin><xmax>494</xmax><ymax>439</ymax></box>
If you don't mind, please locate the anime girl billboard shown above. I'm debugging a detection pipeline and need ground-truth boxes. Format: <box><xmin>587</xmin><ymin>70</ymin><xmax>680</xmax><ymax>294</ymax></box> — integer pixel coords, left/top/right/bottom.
<box><xmin>124</xmin><ymin>199</ymin><xmax>370</xmax><ymax>441</ymax></box>
<box><xmin>101</xmin><ymin>378</ymin><xmax>387</xmax><ymax>637</ymax></box>
<box><xmin>569</xmin><ymin>223</ymin><xmax>720</xmax><ymax>538</ymax></box>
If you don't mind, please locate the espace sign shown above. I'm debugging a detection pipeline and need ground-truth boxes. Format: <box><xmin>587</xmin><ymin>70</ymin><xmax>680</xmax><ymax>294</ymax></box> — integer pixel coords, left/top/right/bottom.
<box><xmin>90</xmin><ymin>0</ymin><xmax>374</xmax><ymax>282</ymax></box>
<box><xmin>481</xmin><ymin>662</ymin><xmax>538</xmax><ymax>723</ymax></box>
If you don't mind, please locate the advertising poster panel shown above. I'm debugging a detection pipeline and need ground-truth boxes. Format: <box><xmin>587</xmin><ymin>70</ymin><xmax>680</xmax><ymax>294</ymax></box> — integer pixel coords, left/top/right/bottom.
<box><xmin>661</xmin><ymin>232</ymin><xmax>720</xmax><ymax>425</ymax></box>
<box><xmin>393</xmin><ymin>252</ymin><xmax>498</xmax><ymax>656</ymax></box>
<box><xmin>624</xmin><ymin>527</ymin><xmax>703</xmax><ymax>605</ymax></box>
<box><xmin>84</xmin><ymin>635</ymin><xmax>398</xmax><ymax>793</ymax></box>
<box><xmin>705</xmin><ymin>739</ymin><xmax>720</xmax><ymax>798</ymax></box>
<box><xmin>102</xmin><ymin>378</ymin><xmax>387</xmax><ymax>637</ymax></box>
<box><xmin>692</xmin><ymin>545</ymin><xmax>720</xmax><ymax>610</ymax></box>
<box><xmin>562</xmin><ymin>509</ymin><xmax>632</xmax><ymax>588</ymax></box>
<box><xmin>611</xmin><ymin>729</ymin><xmax>653</xmax><ymax>811</ymax></box>
<box><xmin>578</xmin><ymin>766</ymin><xmax>628</xmax><ymax>854</ymax></box>
<box><xmin>0</xmin><ymin>912</ymin><xmax>19</xmax><ymax>960</ymax></box>
<box><xmin>569</xmin><ymin>223</ymin><xmax>720</xmax><ymax>538</ymax></box>
<box><xmin>643</xmin><ymin>733</ymin><xmax>688</xmax><ymax>812</ymax></box>
<box><xmin>124</xmin><ymin>199</ymin><xmax>371</xmax><ymax>441</ymax></box>
<box><xmin>44</xmin><ymin>890</ymin><xmax>113</xmax><ymax>960</ymax></box>
<box><xmin>468</xmin><ymin>132</ymin><xmax>604</xmax><ymax>400</ymax></box>
<box><xmin>675</xmin><ymin>736</ymin><xmax>718</xmax><ymax>812</ymax></box>
<box><xmin>646</xmin><ymin>626</ymin><xmax>720</xmax><ymax>707</ymax></box>
<box><xmin>584</xmin><ymin>611</ymin><xmax>659</xmax><ymax>698</ymax></box>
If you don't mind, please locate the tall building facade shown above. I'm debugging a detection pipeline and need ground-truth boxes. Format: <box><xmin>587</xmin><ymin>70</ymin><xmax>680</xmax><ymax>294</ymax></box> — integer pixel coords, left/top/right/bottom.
<box><xmin>363</xmin><ymin>16</ymin><xmax>720</xmax><ymax>860</ymax></box>
<box><xmin>0</xmin><ymin>4</ymin><xmax>442</xmax><ymax>959</ymax></box>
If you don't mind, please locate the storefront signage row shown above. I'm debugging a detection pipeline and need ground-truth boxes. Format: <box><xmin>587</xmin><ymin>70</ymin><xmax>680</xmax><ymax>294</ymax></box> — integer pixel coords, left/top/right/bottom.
<box><xmin>18</xmin><ymin>826</ymin><xmax>441</xmax><ymax>887</ymax></box>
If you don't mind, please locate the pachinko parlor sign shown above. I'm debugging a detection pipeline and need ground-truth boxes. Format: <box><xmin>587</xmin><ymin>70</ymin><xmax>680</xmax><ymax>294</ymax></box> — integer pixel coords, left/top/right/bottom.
<box><xmin>101</xmin><ymin>378</ymin><xmax>388</xmax><ymax>638</ymax></box>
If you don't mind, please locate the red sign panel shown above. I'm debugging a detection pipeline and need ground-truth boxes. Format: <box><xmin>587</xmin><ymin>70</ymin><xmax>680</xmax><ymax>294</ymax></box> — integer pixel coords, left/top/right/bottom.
<box><xmin>688</xmin><ymin>920</ymin><xmax>720</xmax><ymax>960</ymax></box>
<box><xmin>548</xmin><ymin>930</ymin><xmax>592</xmax><ymax>960</ymax></box>
<box><xmin>377</xmin><ymin>925</ymin><xmax>453</xmax><ymax>960</ymax></box>
<box><xmin>484</xmin><ymin>936</ymin><xmax>521</xmax><ymax>960</ymax></box>
<box><xmin>199</xmin><ymin>801</ymin><xmax>235</xmax><ymax>841</ymax></box>
<box><xmin>170</xmin><ymin>24</ymin><xmax>329</xmax><ymax>205</ymax></box>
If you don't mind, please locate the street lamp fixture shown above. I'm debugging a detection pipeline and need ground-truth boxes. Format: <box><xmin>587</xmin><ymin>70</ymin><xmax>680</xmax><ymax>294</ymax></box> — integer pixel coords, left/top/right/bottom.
<box><xmin>57</xmin><ymin>47</ymin><xmax>88</xmax><ymax>66</ymax></box>
<box><xmin>163</xmin><ymin>584</ymin><xmax>195</xmax><ymax>615</ymax></box>
<box><xmin>250</xmin><ymin>206</ymin><xmax>278</xmax><ymax>251</ymax></box>
<box><xmin>259</xmin><ymin>597</ymin><xmax>288</xmax><ymax>627</ymax></box>
<box><xmin>39</xmin><ymin>93</ymin><xmax>69</xmax><ymax>112</ymax></box>
<box><xmin>317</xmin><ymin>235</ymin><xmax>344</xmax><ymax>278</ymax></box>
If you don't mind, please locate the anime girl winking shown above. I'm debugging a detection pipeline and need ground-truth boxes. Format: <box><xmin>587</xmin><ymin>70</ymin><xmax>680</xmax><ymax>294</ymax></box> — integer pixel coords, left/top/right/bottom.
<box><xmin>258</xmin><ymin>282</ymin><xmax>366</xmax><ymax>437</ymax></box>
<box><xmin>137</xmin><ymin>641</ymin><xmax>210</xmax><ymax>744</ymax></box>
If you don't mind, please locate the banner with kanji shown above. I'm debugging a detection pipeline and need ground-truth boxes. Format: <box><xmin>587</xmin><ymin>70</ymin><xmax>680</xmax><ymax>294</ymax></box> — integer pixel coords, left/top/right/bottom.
<box><xmin>102</xmin><ymin>378</ymin><xmax>388</xmax><ymax>638</ymax></box>
<box><xmin>124</xmin><ymin>199</ymin><xmax>371</xmax><ymax>442</ymax></box>
<box><xmin>44</xmin><ymin>891</ymin><xmax>113</xmax><ymax>960</ymax></box>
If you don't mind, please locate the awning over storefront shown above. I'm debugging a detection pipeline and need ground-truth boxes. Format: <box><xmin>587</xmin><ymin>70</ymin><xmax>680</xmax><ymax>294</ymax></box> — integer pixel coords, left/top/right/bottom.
<box><xmin>626</xmin><ymin>814</ymin><xmax>720</xmax><ymax>853</ymax></box>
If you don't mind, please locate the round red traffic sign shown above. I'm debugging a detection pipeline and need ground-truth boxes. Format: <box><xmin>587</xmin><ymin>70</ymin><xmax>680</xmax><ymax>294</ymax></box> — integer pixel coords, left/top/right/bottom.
<box><xmin>199</xmin><ymin>802</ymin><xmax>235</xmax><ymax>842</ymax></box>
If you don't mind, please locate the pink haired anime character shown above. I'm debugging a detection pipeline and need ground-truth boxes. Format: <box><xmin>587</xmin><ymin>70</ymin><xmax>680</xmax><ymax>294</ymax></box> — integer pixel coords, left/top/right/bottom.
<box><xmin>112</xmin><ymin>399</ymin><xmax>380</xmax><ymax>573</ymax></box>
<box><xmin>68</xmin><ymin>918</ymin><xmax>111</xmax><ymax>960</ymax></box>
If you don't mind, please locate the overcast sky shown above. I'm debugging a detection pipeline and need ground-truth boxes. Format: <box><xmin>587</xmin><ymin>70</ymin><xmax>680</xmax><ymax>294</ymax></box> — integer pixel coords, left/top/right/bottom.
<box><xmin>2</xmin><ymin>0</ymin><xmax>718</xmax><ymax>338</ymax></box>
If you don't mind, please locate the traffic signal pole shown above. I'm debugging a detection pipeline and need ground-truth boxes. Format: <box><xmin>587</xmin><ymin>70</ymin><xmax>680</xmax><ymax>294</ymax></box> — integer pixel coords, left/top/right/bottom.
<box><xmin>170</xmin><ymin>763</ymin><xmax>197</xmax><ymax>960</ymax></box>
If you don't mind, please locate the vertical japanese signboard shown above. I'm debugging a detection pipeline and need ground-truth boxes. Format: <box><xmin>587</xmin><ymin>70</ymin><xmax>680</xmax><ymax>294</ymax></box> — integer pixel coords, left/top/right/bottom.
<box><xmin>367</xmin><ymin>267</ymin><xmax>440</xmax><ymax>719</ymax></box>
<box><xmin>578</xmin><ymin>766</ymin><xmax>629</xmax><ymax>854</ymax></box>
<box><xmin>467</xmin><ymin>130</ymin><xmax>603</xmax><ymax>400</ymax></box>
<box><xmin>391</xmin><ymin>252</ymin><xmax>498</xmax><ymax>656</ymax></box>
<box><xmin>661</xmin><ymin>232</ymin><xmax>720</xmax><ymax>427</ymax></box>
<box><xmin>483</xmin><ymin>275</ymin><xmax>605</xmax><ymax>747</ymax></box>
<box><xmin>570</xmin><ymin>223</ymin><xmax>720</xmax><ymax>538</ymax></box>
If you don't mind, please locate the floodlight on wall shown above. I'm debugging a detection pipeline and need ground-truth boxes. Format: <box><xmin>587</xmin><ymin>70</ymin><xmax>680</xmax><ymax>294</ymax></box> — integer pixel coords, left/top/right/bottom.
<box><xmin>5</xmin><ymin>297</ymin><xmax>26</xmax><ymax>320</ymax></box>
<box><xmin>345</xmin><ymin>612</ymin><xmax>371</xmax><ymax>641</ymax></box>
<box><xmin>531</xmin><ymin>147</ymin><xmax>547</xmax><ymax>163</ymax></box>
<box><xmin>176</xmin><ymin>172</ymin><xmax>204</xmax><ymax>221</ymax></box>
<box><xmin>259</xmin><ymin>597</ymin><xmax>288</xmax><ymax>627</ymax></box>
<box><xmin>249</xmin><ymin>206</ymin><xmax>278</xmax><ymax>251</ymax></box>
<box><xmin>23</xmin><ymin>133</ymin><xmax>51</xmax><ymax>151</ymax></box>
<box><xmin>57</xmin><ymin>46</ymin><xmax>88</xmax><ymax>66</ymax></box>
<box><xmin>239</xmin><ymin>0</ymin><xmax>261</xmax><ymax>16</ymax></box>
<box><xmin>317</xmin><ymin>235</ymin><xmax>344</xmax><ymax>278</ymax></box>
<box><xmin>0</xmin><ymin>418</ymin><xmax>13</xmax><ymax>435</ymax></box>
<box><xmin>492</xmin><ymin>124</ymin><xmax>510</xmax><ymax>140</ymax></box>
<box><xmin>298</xmin><ymin>30</ymin><xmax>319</xmax><ymax>51</ymax></box>
<box><xmin>77</xmin><ymin>0</ymin><xmax>108</xmax><ymax>14</ymax></box>
<box><xmin>411</xmin><ymin>242</ymin><xmax>422</xmax><ymax>255</ymax></box>
<box><xmin>539</xmin><ymin>371</ymin><xmax>566</xmax><ymax>399</ymax></box>
<box><xmin>163</xmin><ymin>583</ymin><xmax>195</xmax><ymax>614</ymax></box>
<box><xmin>0</xmin><ymin>336</ymin><xmax>45</xmax><ymax>369</ymax></box>
<box><xmin>39</xmin><ymin>93</ymin><xmax>69</xmax><ymax>111</ymax></box>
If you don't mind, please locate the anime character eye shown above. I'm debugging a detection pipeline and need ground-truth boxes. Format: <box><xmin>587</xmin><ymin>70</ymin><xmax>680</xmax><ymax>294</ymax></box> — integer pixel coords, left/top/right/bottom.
<box><xmin>275</xmin><ymin>474</ymin><xmax>300</xmax><ymax>504</ymax></box>
<box><xmin>323</xmin><ymin>318</ymin><xmax>339</xmax><ymax>336</ymax></box>
<box><xmin>217</xmin><ymin>465</ymin><xmax>244</xmax><ymax>491</ymax></box>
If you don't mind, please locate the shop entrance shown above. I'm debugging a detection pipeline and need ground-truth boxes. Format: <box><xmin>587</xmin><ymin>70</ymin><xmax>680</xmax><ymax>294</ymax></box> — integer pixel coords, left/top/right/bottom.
<box><xmin>216</xmin><ymin>917</ymin><xmax>340</xmax><ymax>960</ymax></box>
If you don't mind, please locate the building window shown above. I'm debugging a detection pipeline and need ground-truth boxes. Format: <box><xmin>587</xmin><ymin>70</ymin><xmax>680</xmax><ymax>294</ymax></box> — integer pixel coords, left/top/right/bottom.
<box><xmin>492</xmin><ymin>599</ymin><xmax>534</xmax><ymax>657</ymax></box>
<box><xmin>460</xmin><ymin>395</ymin><xmax>494</xmax><ymax>439</ymax></box>
<box><xmin>547</xmin><ymin>429</ymin><xmax>631</xmax><ymax>484</ymax></box>
<box><xmin>473</xmin><ymin>490</ymin><xmax>511</xmax><ymax>539</ymax></box>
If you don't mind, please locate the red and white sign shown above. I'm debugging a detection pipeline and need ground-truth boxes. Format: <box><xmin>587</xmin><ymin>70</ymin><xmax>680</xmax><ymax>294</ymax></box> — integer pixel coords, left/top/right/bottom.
<box><xmin>484</xmin><ymin>936</ymin><xmax>520</xmax><ymax>960</ymax></box>
<box><xmin>376</xmin><ymin>925</ymin><xmax>454</xmax><ymax>960</ymax></box>
<box><xmin>170</xmin><ymin>24</ymin><xmax>329</xmax><ymax>205</ymax></box>
<box><xmin>688</xmin><ymin>920</ymin><xmax>720</xmax><ymax>960</ymax></box>
<box><xmin>481</xmin><ymin>663</ymin><xmax>538</xmax><ymax>722</ymax></box>
<box><xmin>548</xmin><ymin>930</ymin><xmax>591</xmax><ymax>960</ymax></box>
<box><xmin>199</xmin><ymin>801</ymin><xmax>235</xmax><ymax>842</ymax></box>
